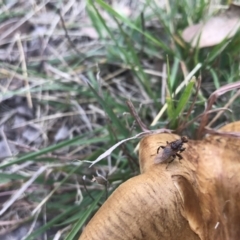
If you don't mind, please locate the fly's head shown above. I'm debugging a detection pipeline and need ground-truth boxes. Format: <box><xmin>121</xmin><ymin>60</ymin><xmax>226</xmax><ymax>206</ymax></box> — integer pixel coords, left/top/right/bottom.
<box><xmin>170</xmin><ymin>136</ymin><xmax>188</xmax><ymax>151</ymax></box>
<box><xmin>181</xmin><ymin>136</ymin><xmax>188</xmax><ymax>143</ymax></box>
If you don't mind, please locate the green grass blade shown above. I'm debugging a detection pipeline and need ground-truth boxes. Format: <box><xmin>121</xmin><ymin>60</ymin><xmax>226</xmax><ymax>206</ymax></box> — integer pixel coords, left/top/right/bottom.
<box><xmin>206</xmin><ymin>39</ymin><xmax>231</xmax><ymax>64</ymax></box>
<box><xmin>24</xmin><ymin>206</ymin><xmax>79</xmax><ymax>240</ymax></box>
<box><xmin>87</xmin><ymin>82</ymin><xmax>129</xmax><ymax>137</ymax></box>
<box><xmin>111</xmin><ymin>16</ymin><xmax>153</xmax><ymax>97</ymax></box>
<box><xmin>166</xmin><ymin>96</ymin><xmax>174</xmax><ymax>120</ymax></box>
<box><xmin>93</xmin><ymin>0</ymin><xmax>171</xmax><ymax>52</ymax></box>
<box><xmin>209</xmin><ymin>68</ymin><xmax>220</xmax><ymax>89</ymax></box>
<box><xmin>166</xmin><ymin>55</ymin><xmax>172</xmax><ymax>96</ymax></box>
<box><xmin>173</xmin><ymin>79</ymin><xmax>195</xmax><ymax>119</ymax></box>
<box><xmin>170</xmin><ymin>58</ymin><xmax>180</xmax><ymax>89</ymax></box>
<box><xmin>166</xmin><ymin>56</ymin><xmax>175</xmax><ymax>120</ymax></box>
<box><xmin>0</xmin><ymin>128</ymin><xmax>104</xmax><ymax>169</ymax></box>
<box><xmin>24</xmin><ymin>165</ymin><xmax>85</xmax><ymax>240</ymax></box>
<box><xmin>87</xmin><ymin>1</ymin><xmax>122</xmax><ymax>53</ymax></box>
<box><xmin>65</xmin><ymin>191</ymin><xmax>104</xmax><ymax>240</ymax></box>
<box><xmin>86</xmin><ymin>3</ymin><xmax>105</xmax><ymax>38</ymax></box>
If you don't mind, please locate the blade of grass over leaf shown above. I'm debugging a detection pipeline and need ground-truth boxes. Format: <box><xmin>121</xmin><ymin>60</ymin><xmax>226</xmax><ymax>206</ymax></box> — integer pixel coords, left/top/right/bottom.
<box><xmin>206</xmin><ymin>39</ymin><xmax>232</xmax><ymax>64</ymax></box>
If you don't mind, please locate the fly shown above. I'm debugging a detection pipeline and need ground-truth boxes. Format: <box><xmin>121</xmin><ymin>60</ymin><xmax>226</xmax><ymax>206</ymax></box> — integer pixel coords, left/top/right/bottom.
<box><xmin>155</xmin><ymin>136</ymin><xmax>188</xmax><ymax>168</ymax></box>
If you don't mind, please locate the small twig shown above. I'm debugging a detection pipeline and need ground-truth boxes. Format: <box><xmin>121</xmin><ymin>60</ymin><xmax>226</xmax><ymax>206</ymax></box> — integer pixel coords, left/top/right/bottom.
<box><xmin>126</xmin><ymin>100</ymin><xmax>149</xmax><ymax>132</ymax></box>
<box><xmin>197</xmin><ymin>81</ymin><xmax>240</xmax><ymax>139</ymax></box>
<box><xmin>57</xmin><ymin>8</ymin><xmax>85</xmax><ymax>59</ymax></box>
<box><xmin>105</xmin><ymin>172</ymin><xmax>109</xmax><ymax>200</ymax></box>
<box><xmin>139</xmin><ymin>12</ymin><xmax>145</xmax><ymax>59</ymax></box>
<box><xmin>82</xmin><ymin>176</ymin><xmax>102</xmax><ymax>207</ymax></box>
<box><xmin>207</xmin><ymin>89</ymin><xmax>240</xmax><ymax>127</ymax></box>
<box><xmin>184</xmin><ymin>108</ymin><xmax>232</xmax><ymax>130</ymax></box>
<box><xmin>8</xmin><ymin>140</ymin><xmax>39</xmax><ymax>152</ymax></box>
<box><xmin>92</xmin><ymin>171</ymin><xmax>109</xmax><ymax>200</ymax></box>
<box><xmin>204</xmin><ymin>127</ymin><xmax>240</xmax><ymax>138</ymax></box>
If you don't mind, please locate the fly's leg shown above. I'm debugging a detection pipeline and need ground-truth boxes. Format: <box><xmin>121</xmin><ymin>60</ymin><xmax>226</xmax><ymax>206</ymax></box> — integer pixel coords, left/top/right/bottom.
<box><xmin>157</xmin><ymin>146</ymin><xmax>165</xmax><ymax>154</ymax></box>
<box><xmin>179</xmin><ymin>147</ymin><xmax>185</xmax><ymax>153</ymax></box>
<box><xmin>151</xmin><ymin>146</ymin><xmax>165</xmax><ymax>157</ymax></box>
<box><xmin>156</xmin><ymin>141</ymin><xmax>168</xmax><ymax>154</ymax></box>
<box><xmin>166</xmin><ymin>154</ymin><xmax>176</xmax><ymax>169</ymax></box>
<box><xmin>176</xmin><ymin>153</ymin><xmax>183</xmax><ymax>163</ymax></box>
<box><xmin>169</xmin><ymin>155</ymin><xmax>176</xmax><ymax>163</ymax></box>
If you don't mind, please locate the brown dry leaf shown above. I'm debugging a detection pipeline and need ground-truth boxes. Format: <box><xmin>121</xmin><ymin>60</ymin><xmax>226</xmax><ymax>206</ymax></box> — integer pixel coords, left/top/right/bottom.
<box><xmin>182</xmin><ymin>4</ymin><xmax>240</xmax><ymax>48</ymax></box>
<box><xmin>78</xmin><ymin>121</ymin><xmax>240</xmax><ymax>240</ymax></box>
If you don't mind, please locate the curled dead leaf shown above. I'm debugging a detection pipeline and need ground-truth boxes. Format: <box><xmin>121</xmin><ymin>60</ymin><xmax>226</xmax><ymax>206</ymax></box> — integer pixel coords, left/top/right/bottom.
<box><xmin>182</xmin><ymin>4</ymin><xmax>240</xmax><ymax>48</ymax></box>
<box><xmin>79</xmin><ymin>121</ymin><xmax>240</xmax><ymax>240</ymax></box>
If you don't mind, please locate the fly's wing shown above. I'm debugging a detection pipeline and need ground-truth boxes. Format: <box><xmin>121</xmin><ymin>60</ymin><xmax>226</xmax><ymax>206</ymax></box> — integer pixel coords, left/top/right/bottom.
<box><xmin>154</xmin><ymin>147</ymin><xmax>172</xmax><ymax>164</ymax></box>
